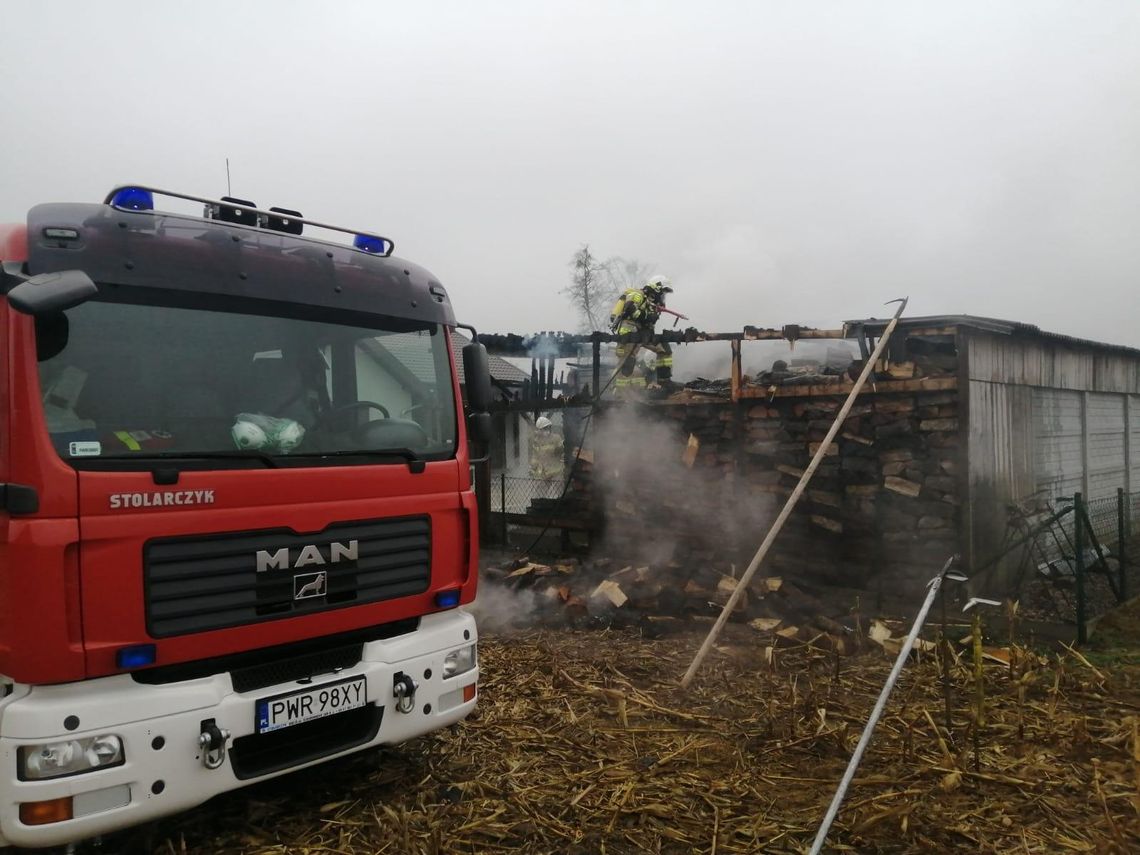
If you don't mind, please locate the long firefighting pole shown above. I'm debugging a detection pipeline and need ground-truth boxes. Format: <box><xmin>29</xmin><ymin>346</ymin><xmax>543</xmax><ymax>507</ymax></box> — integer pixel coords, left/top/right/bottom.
<box><xmin>680</xmin><ymin>297</ymin><xmax>909</xmax><ymax>689</ymax></box>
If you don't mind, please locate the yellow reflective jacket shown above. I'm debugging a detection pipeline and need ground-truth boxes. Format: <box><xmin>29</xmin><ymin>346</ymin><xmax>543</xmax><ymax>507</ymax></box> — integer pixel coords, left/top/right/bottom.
<box><xmin>609</xmin><ymin>289</ymin><xmax>660</xmax><ymax>333</ymax></box>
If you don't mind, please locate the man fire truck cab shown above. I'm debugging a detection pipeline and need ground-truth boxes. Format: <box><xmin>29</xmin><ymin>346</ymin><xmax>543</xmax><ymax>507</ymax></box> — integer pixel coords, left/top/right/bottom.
<box><xmin>0</xmin><ymin>186</ymin><xmax>491</xmax><ymax>847</ymax></box>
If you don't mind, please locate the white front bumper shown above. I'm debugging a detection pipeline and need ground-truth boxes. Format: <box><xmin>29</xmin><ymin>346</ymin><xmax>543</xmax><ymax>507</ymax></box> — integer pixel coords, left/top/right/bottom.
<box><xmin>0</xmin><ymin>610</ymin><xmax>478</xmax><ymax>849</ymax></box>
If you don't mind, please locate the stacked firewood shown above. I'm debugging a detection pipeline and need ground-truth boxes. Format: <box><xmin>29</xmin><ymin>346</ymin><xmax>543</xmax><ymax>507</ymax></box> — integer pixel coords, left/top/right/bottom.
<box><xmin>484</xmin><ymin>554</ymin><xmax>869</xmax><ymax>650</ymax></box>
<box><xmin>574</xmin><ymin>391</ymin><xmax>962</xmax><ymax>596</ymax></box>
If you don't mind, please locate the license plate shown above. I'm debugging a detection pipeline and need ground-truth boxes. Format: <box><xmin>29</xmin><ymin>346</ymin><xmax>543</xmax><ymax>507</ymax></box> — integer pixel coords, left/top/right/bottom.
<box><xmin>255</xmin><ymin>676</ymin><xmax>367</xmax><ymax>734</ymax></box>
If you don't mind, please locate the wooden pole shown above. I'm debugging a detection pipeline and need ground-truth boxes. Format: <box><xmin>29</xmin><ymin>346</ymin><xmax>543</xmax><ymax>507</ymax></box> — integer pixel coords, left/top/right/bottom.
<box><xmin>680</xmin><ymin>298</ymin><xmax>909</xmax><ymax>689</ymax></box>
<box><xmin>730</xmin><ymin>339</ymin><xmax>742</xmax><ymax>403</ymax></box>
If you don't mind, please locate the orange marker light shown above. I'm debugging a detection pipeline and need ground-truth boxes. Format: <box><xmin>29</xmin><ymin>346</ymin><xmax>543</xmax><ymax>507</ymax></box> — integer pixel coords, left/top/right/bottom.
<box><xmin>463</xmin><ymin>683</ymin><xmax>477</xmax><ymax>703</ymax></box>
<box><xmin>20</xmin><ymin>797</ymin><xmax>73</xmax><ymax>825</ymax></box>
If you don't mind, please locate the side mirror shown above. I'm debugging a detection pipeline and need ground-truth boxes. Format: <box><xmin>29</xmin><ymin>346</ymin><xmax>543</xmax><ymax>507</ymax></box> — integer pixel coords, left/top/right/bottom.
<box><xmin>468</xmin><ymin>412</ymin><xmax>493</xmax><ymax>447</ymax></box>
<box><xmin>462</xmin><ymin>342</ymin><xmax>493</xmax><ymax>413</ymax></box>
<box><xmin>8</xmin><ymin>270</ymin><xmax>97</xmax><ymax>315</ymax></box>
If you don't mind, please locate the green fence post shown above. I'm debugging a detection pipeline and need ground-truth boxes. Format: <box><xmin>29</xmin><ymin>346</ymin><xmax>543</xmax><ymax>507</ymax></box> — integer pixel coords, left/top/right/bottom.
<box><xmin>1074</xmin><ymin>492</ymin><xmax>1087</xmax><ymax>644</ymax></box>
<box><xmin>1119</xmin><ymin>487</ymin><xmax>1128</xmax><ymax>602</ymax></box>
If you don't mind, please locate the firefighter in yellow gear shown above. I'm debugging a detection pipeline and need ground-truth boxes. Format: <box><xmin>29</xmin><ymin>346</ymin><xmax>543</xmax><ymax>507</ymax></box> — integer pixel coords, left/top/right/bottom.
<box><xmin>609</xmin><ymin>275</ymin><xmax>674</xmax><ymax>392</ymax></box>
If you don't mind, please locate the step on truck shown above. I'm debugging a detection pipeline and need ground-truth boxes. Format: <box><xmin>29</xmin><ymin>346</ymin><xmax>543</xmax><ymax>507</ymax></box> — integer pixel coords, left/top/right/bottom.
<box><xmin>0</xmin><ymin>186</ymin><xmax>492</xmax><ymax>847</ymax></box>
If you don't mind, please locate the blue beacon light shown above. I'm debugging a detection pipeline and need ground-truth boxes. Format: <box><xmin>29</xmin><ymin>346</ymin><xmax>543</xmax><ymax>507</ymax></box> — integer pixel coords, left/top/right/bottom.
<box><xmin>353</xmin><ymin>234</ymin><xmax>387</xmax><ymax>254</ymax></box>
<box><xmin>434</xmin><ymin>589</ymin><xmax>461</xmax><ymax>609</ymax></box>
<box><xmin>115</xmin><ymin>644</ymin><xmax>157</xmax><ymax>669</ymax></box>
<box><xmin>109</xmin><ymin>187</ymin><xmax>155</xmax><ymax>211</ymax></box>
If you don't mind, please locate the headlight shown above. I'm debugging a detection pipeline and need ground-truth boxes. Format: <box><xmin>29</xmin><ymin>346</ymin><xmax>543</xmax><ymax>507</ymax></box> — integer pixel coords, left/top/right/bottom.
<box><xmin>19</xmin><ymin>735</ymin><xmax>124</xmax><ymax>780</ymax></box>
<box><xmin>442</xmin><ymin>645</ymin><xmax>476</xmax><ymax>679</ymax></box>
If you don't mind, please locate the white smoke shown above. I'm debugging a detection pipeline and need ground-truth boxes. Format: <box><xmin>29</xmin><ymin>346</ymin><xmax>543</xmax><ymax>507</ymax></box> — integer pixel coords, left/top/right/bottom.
<box><xmin>469</xmin><ymin>581</ymin><xmax>542</xmax><ymax>634</ymax></box>
<box><xmin>589</xmin><ymin>405</ymin><xmax>769</xmax><ymax>569</ymax></box>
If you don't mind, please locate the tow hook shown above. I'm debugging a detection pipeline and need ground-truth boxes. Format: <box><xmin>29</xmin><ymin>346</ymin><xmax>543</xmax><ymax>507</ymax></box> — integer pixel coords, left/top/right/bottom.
<box><xmin>392</xmin><ymin>672</ymin><xmax>418</xmax><ymax>714</ymax></box>
<box><xmin>198</xmin><ymin>719</ymin><xmax>230</xmax><ymax>770</ymax></box>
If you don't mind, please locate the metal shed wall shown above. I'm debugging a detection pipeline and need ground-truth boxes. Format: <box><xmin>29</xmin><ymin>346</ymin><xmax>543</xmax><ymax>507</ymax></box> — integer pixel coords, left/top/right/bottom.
<box><xmin>966</xmin><ymin>380</ymin><xmax>1034</xmax><ymax>576</ymax></box>
<box><xmin>1131</xmin><ymin>395</ymin><xmax>1140</xmax><ymax>491</ymax></box>
<box><xmin>1032</xmin><ymin>389</ymin><xmax>1084</xmax><ymax>498</ymax></box>
<box><xmin>966</xmin><ymin>333</ymin><xmax>1140</xmax><ymax>393</ymax></box>
<box><xmin>964</xmin><ymin>330</ymin><xmax>1140</xmax><ymax>578</ymax></box>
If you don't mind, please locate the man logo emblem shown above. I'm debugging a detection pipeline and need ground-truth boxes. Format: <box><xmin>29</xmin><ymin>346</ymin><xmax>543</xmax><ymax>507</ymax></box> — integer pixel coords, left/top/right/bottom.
<box><xmin>294</xmin><ymin>571</ymin><xmax>327</xmax><ymax>601</ymax></box>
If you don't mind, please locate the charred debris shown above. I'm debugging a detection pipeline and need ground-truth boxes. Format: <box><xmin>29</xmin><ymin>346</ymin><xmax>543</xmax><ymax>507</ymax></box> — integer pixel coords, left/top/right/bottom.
<box><xmin>478</xmin><ymin>317</ymin><xmax>966</xmax><ymax>604</ymax></box>
<box><xmin>477</xmin><ymin>316</ymin><xmax>958</xmax><ymax>405</ymax></box>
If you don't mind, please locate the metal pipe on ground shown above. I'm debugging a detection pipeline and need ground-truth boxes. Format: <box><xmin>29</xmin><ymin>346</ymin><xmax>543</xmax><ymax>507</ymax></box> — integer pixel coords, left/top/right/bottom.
<box><xmin>680</xmin><ymin>297</ymin><xmax>909</xmax><ymax>689</ymax></box>
<box><xmin>807</xmin><ymin>556</ymin><xmax>963</xmax><ymax>855</ymax></box>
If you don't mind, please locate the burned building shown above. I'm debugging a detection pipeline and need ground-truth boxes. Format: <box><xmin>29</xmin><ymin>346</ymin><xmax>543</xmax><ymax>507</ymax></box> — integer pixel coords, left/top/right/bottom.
<box><xmin>482</xmin><ymin>316</ymin><xmax>1140</xmax><ymax>599</ymax></box>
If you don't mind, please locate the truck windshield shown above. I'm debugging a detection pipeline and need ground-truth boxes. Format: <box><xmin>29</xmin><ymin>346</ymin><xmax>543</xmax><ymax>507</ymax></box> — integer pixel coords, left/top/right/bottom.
<box><xmin>36</xmin><ymin>297</ymin><xmax>458</xmax><ymax>466</ymax></box>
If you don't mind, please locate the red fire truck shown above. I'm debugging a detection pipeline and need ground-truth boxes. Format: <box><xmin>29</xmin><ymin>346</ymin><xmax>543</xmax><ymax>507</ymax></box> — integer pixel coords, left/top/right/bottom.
<box><xmin>0</xmin><ymin>186</ymin><xmax>491</xmax><ymax>847</ymax></box>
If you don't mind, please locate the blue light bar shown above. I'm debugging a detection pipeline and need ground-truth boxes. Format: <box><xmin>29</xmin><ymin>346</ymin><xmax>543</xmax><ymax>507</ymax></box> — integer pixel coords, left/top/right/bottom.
<box><xmin>109</xmin><ymin>187</ymin><xmax>155</xmax><ymax>211</ymax></box>
<box><xmin>353</xmin><ymin>234</ymin><xmax>388</xmax><ymax>254</ymax></box>
<box><xmin>435</xmin><ymin>589</ymin><xmax>461</xmax><ymax>609</ymax></box>
<box><xmin>115</xmin><ymin>644</ymin><xmax>157</xmax><ymax>669</ymax></box>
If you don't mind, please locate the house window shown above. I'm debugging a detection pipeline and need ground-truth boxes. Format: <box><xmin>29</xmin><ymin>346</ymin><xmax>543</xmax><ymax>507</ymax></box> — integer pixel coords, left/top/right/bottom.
<box><xmin>512</xmin><ymin>414</ymin><xmax>521</xmax><ymax>461</ymax></box>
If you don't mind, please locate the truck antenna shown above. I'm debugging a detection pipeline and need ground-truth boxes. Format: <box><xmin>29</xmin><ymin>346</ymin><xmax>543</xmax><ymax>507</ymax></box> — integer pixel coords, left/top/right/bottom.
<box><xmin>225</xmin><ymin>157</ymin><xmax>232</xmax><ymax>196</ymax></box>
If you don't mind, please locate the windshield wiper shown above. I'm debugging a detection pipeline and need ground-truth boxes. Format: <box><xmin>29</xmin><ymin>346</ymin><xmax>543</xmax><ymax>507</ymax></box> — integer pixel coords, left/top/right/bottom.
<box><xmin>99</xmin><ymin>450</ymin><xmax>280</xmax><ymax>468</ymax></box>
<box><xmin>293</xmin><ymin>448</ymin><xmax>427</xmax><ymax>473</ymax></box>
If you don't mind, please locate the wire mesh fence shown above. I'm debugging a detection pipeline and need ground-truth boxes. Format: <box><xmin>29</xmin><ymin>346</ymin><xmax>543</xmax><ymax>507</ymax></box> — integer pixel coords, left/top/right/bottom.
<box><xmin>489</xmin><ymin>475</ymin><xmax>567</xmax><ymax>516</ymax></box>
<box><xmin>1084</xmin><ymin>494</ymin><xmax>1123</xmax><ymax>555</ymax></box>
<box><xmin>1005</xmin><ymin>488</ymin><xmax>1138</xmax><ymax>642</ymax></box>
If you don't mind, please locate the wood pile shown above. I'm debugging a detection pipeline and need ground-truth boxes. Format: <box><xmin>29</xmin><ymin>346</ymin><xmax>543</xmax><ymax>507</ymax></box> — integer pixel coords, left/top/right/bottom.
<box><xmin>484</xmin><ymin>555</ymin><xmax>867</xmax><ymax>652</ymax></box>
<box><xmin>735</xmin><ymin>392</ymin><xmax>962</xmax><ymax>594</ymax></box>
<box><xmin>569</xmin><ymin>390</ymin><xmax>964</xmax><ymax>596</ymax></box>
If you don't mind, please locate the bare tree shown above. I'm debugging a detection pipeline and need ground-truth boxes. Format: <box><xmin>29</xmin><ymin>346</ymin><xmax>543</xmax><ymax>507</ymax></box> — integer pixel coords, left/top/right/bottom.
<box><xmin>564</xmin><ymin>246</ymin><xmax>655</xmax><ymax>332</ymax></box>
<box><xmin>602</xmin><ymin>256</ymin><xmax>656</xmax><ymax>296</ymax></box>
<box><xmin>564</xmin><ymin>244</ymin><xmax>615</xmax><ymax>332</ymax></box>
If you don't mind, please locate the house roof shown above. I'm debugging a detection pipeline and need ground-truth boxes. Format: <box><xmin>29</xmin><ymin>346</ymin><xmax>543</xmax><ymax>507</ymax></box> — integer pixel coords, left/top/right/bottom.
<box><xmin>359</xmin><ymin>331</ymin><xmax>529</xmax><ymax>386</ymax></box>
<box><xmin>450</xmin><ymin>332</ymin><xmax>529</xmax><ymax>384</ymax></box>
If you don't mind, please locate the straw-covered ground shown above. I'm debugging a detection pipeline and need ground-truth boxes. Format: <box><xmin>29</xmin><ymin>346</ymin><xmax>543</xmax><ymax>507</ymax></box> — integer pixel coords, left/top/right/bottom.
<box><xmin>114</xmin><ymin>608</ymin><xmax>1140</xmax><ymax>855</ymax></box>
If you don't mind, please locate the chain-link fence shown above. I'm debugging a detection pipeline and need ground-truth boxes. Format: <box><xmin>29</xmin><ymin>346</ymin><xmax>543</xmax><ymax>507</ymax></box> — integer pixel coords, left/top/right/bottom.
<box><xmin>1004</xmin><ymin>489</ymin><xmax>1138</xmax><ymax>642</ymax></box>
<box><xmin>1074</xmin><ymin>490</ymin><xmax>1136</xmax><ymax>639</ymax></box>
<box><xmin>483</xmin><ymin>472</ymin><xmax>597</xmax><ymax>550</ymax></box>
<box><xmin>489</xmin><ymin>475</ymin><xmax>566</xmax><ymax>515</ymax></box>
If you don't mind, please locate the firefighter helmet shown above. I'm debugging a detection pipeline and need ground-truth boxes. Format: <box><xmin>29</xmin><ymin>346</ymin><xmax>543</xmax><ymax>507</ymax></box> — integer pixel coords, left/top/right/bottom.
<box><xmin>643</xmin><ymin>275</ymin><xmax>673</xmax><ymax>301</ymax></box>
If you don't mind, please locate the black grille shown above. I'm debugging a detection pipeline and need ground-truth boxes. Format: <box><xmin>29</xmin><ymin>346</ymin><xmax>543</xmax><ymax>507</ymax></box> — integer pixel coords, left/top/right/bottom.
<box><xmin>229</xmin><ymin>704</ymin><xmax>384</xmax><ymax>780</ymax></box>
<box><xmin>230</xmin><ymin>643</ymin><xmax>362</xmax><ymax>693</ymax></box>
<box><xmin>131</xmin><ymin>617</ymin><xmax>419</xmax><ymax>691</ymax></box>
<box><xmin>144</xmin><ymin>517</ymin><xmax>431</xmax><ymax>636</ymax></box>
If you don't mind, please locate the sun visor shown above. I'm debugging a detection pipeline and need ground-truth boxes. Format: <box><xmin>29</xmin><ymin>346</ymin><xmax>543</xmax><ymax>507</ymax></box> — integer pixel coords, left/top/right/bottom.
<box><xmin>24</xmin><ymin>203</ymin><xmax>455</xmax><ymax>327</ymax></box>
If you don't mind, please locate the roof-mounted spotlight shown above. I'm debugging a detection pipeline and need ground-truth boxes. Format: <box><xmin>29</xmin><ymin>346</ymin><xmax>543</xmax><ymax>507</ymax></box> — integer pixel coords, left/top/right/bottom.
<box><xmin>267</xmin><ymin>207</ymin><xmax>303</xmax><ymax>235</ymax></box>
<box><xmin>212</xmin><ymin>196</ymin><xmax>258</xmax><ymax>227</ymax></box>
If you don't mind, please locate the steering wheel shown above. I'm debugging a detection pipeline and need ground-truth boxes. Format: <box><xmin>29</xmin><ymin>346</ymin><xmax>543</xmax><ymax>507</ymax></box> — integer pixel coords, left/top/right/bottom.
<box><xmin>311</xmin><ymin>400</ymin><xmax>390</xmax><ymax>434</ymax></box>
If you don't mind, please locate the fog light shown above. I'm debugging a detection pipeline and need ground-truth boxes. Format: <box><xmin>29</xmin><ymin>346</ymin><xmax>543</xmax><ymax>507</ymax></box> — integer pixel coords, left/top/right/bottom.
<box><xmin>443</xmin><ymin>645</ymin><xmax>476</xmax><ymax>679</ymax></box>
<box><xmin>19</xmin><ymin>735</ymin><xmax>124</xmax><ymax>780</ymax></box>
<box><xmin>19</xmin><ymin>797</ymin><xmax>73</xmax><ymax>826</ymax></box>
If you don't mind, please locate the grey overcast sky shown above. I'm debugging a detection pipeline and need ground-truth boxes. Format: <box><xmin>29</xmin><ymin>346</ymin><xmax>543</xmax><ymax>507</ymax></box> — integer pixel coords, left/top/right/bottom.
<box><xmin>1</xmin><ymin>1</ymin><xmax>1137</xmax><ymax>344</ymax></box>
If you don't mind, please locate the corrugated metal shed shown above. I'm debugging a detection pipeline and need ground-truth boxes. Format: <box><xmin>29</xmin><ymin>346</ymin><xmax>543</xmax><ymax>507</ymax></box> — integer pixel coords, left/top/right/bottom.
<box><xmin>850</xmin><ymin>314</ymin><xmax>1140</xmax><ymax>362</ymax></box>
<box><xmin>1130</xmin><ymin>395</ymin><xmax>1140</xmax><ymax>491</ymax></box>
<box><xmin>1087</xmin><ymin>393</ymin><xmax>1127</xmax><ymax>498</ymax></box>
<box><xmin>959</xmin><ymin>320</ymin><xmax>1140</xmax><ymax>583</ymax></box>
<box><xmin>1031</xmin><ymin>389</ymin><xmax>1083</xmax><ymax>498</ymax></box>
